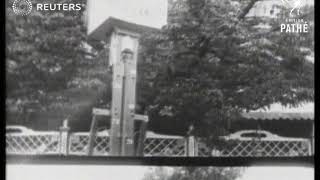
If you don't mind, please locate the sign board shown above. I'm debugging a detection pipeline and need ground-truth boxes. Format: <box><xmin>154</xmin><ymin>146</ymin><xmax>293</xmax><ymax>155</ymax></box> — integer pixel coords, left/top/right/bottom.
<box><xmin>87</xmin><ymin>0</ymin><xmax>168</xmax><ymax>40</ymax></box>
<box><xmin>92</xmin><ymin>108</ymin><xmax>111</xmax><ymax>116</ymax></box>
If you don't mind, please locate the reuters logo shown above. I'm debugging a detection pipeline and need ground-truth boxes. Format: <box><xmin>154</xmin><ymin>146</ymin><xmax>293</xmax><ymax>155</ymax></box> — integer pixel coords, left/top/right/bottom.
<box><xmin>12</xmin><ymin>0</ymin><xmax>33</xmax><ymax>16</ymax></box>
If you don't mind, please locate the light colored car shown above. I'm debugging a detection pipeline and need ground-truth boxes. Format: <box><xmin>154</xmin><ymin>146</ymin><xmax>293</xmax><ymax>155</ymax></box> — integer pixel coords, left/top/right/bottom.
<box><xmin>6</xmin><ymin>125</ymin><xmax>58</xmax><ymax>135</ymax></box>
<box><xmin>6</xmin><ymin>125</ymin><xmax>35</xmax><ymax>134</ymax></box>
<box><xmin>221</xmin><ymin>130</ymin><xmax>285</xmax><ymax>141</ymax></box>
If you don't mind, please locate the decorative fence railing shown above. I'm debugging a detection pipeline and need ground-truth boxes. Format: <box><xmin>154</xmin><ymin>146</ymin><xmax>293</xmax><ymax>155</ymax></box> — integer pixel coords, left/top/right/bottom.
<box><xmin>68</xmin><ymin>131</ymin><xmax>110</xmax><ymax>156</ymax></box>
<box><xmin>6</xmin><ymin>128</ymin><xmax>313</xmax><ymax>157</ymax></box>
<box><xmin>6</xmin><ymin>132</ymin><xmax>60</xmax><ymax>155</ymax></box>
<box><xmin>143</xmin><ymin>132</ymin><xmax>186</xmax><ymax>156</ymax></box>
<box><xmin>196</xmin><ymin>131</ymin><xmax>311</xmax><ymax>157</ymax></box>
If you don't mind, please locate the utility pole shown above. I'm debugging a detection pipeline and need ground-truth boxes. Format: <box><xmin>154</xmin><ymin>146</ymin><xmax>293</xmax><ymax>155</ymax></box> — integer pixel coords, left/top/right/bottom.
<box><xmin>86</xmin><ymin>0</ymin><xmax>167</xmax><ymax>156</ymax></box>
<box><xmin>109</xmin><ymin>29</ymin><xmax>140</xmax><ymax>156</ymax></box>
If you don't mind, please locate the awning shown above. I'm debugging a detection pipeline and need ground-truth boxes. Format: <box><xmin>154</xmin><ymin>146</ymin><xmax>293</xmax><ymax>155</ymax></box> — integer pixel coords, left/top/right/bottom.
<box><xmin>241</xmin><ymin>103</ymin><xmax>314</xmax><ymax>121</ymax></box>
<box><xmin>242</xmin><ymin>112</ymin><xmax>313</xmax><ymax>120</ymax></box>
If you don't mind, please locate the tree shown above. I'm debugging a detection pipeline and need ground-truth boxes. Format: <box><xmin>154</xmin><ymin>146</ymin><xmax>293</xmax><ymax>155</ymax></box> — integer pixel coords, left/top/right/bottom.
<box><xmin>136</xmin><ymin>0</ymin><xmax>314</xmax><ymax>146</ymax></box>
<box><xmin>6</xmin><ymin>0</ymin><xmax>92</xmax><ymax>115</ymax></box>
<box><xmin>142</xmin><ymin>167</ymin><xmax>173</xmax><ymax>180</ymax></box>
<box><xmin>142</xmin><ymin>167</ymin><xmax>245</xmax><ymax>180</ymax></box>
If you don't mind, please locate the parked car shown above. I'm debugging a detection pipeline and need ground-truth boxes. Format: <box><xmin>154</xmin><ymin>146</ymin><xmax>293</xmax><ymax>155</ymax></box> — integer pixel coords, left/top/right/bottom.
<box><xmin>221</xmin><ymin>130</ymin><xmax>282</xmax><ymax>141</ymax></box>
<box><xmin>6</xmin><ymin>125</ymin><xmax>35</xmax><ymax>134</ymax></box>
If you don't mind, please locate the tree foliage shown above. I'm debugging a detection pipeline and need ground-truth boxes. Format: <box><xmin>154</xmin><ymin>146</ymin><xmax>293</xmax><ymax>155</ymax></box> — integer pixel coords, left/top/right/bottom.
<box><xmin>6</xmin><ymin>0</ymin><xmax>89</xmax><ymax>111</ymax></box>
<box><xmin>6</xmin><ymin>0</ymin><xmax>314</xmax><ymax>138</ymax></box>
<box><xmin>137</xmin><ymin>0</ymin><xmax>314</xmax><ymax>140</ymax></box>
<box><xmin>142</xmin><ymin>167</ymin><xmax>245</xmax><ymax>180</ymax></box>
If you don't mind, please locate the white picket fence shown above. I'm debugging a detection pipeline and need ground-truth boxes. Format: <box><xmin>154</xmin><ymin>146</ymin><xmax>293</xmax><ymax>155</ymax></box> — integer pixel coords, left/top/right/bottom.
<box><xmin>6</xmin><ymin>127</ymin><xmax>313</xmax><ymax>157</ymax></box>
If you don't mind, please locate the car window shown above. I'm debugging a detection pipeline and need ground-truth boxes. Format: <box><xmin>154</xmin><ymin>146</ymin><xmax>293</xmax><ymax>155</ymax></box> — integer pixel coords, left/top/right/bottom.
<box><xmin>6</xmin><ymin>129</ymin><xmax>22</xmax><ymax>133</ymax></box>
<box><xmin>240</xmin><ymin>133</ymin><xmax>267</xmax><ymax>138</ymax></box>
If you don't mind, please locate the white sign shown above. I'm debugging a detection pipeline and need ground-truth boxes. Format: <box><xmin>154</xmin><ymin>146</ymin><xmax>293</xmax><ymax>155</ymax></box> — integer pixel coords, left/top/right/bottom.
<box><xmin>92</xmin><ymin>108</ymin><xmax>111</xmax><ymax>116</ymax></box>
<box><xmin>87</xmin><ymin>0</ymin><xmax>168</xmax><ymax>39</ymax></box>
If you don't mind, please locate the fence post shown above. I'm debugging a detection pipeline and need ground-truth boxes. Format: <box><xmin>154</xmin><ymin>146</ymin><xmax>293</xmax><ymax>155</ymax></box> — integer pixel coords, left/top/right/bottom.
<box><xmin>87</xmin><ymin>114</ymin><xmax>98</xmax><ymax>156</ymax></box>
<box><xmin>309</xmin><ymin>123</ymin><xmax>314</xmax><ymax>156</ymax></box>
<box><xmin>136</xmin><ymin>121</ymin><xmax>147</xmax><ymax>156</ymax></box>
<box><xmin>312</xmin><ymin>124</ymin><xmax>314</xmax><ymax>155</ymax></box>
<box><xmin>59</xmin><ymin>119</ymin><xmax>70</xmax><ymax>155</ymax></box>
<box><xmin>187</xmin><ymin>136</ymin><xmax>197</xmax><ymax>156</ymax></box>
<box><xmin>194</xmin><ymin>137</ymin><xmax>198</xmax><ymax>156</ymax></box>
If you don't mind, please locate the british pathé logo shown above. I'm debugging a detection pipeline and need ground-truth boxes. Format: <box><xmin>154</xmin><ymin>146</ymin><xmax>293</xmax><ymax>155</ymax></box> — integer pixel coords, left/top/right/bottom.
<box><xmin>280</xmin><ymin>0</ymin><xmax>309</xmax><ymax>33</ymax></box>
<box><xmin>280</xmin><ymin>19</ymin><xmax>308</xmax><ymax>33</ymax></box>
<box><xmin>12</xmin><ymin>0</ymin><xmax>33</xmax><ymax>16</ymax></box>
<box><xmin>281</xmin><ymin>0</ymin><xmax>303</xmax><ymax>16</ymax></box>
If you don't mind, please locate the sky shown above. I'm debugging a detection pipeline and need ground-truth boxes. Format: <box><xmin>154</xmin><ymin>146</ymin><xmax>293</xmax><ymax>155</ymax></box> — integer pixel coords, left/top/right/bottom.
<box><xmin>6</xmin><ymin>165</ymin><xmax>314</xmax><ymax>180</ymax></box>
<box><xmin>87</xmin><ymin>0</ymin><xmax>167</xmax><ymax>34</ymax></box>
